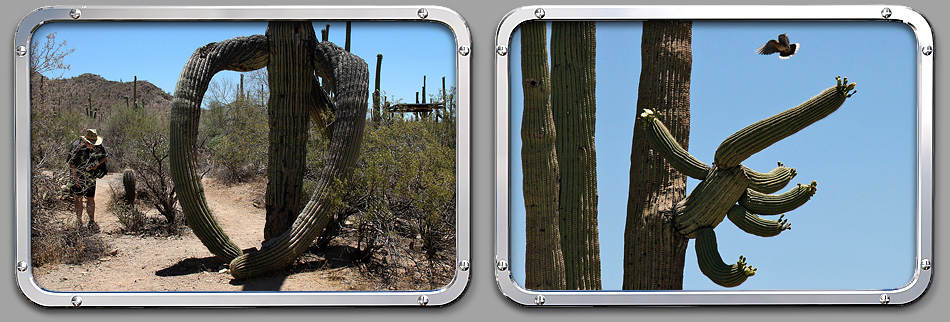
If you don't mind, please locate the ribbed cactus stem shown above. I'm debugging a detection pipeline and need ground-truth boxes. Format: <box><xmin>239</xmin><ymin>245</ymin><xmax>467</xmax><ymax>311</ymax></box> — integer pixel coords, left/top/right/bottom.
<box><xmin>673</xmin><ymin>165</ymin><xmax>749</xmax><ymax>237</ymax></box>
<box><xmin>726</xmin><ymin>205</ymin><xmax>790</xmax><ymax>237</ymax></box>
<box><xmin>373</xmin><ymin>54</ymin><xmax>382</xmax><ymax>124</ymax></box>
<box><xmin>122</xmin><ymin>169</ymin><xmax>136</xmax><ymax>205</ymax></box>
<box><xmin>520</xmin><ymin>21</ymin><xmax>566</xmax><ymax>290</ymax></box>
<box><xmin>743</xmin><ymin>161</ymin><xmax>796</xmax><ymax>194</ymax></box>
<box><xmin>739</xmin><ymin>181</ymin><xmax>817</xmax><ymax>215</ymax></box>
<box><xmin>551</xmin><ymin>21</ymin><xmax>601</xmax><ymax>290</ymax></box>
<box><xmin>695</xmin><ymin>228</ymin><xmax>756</xmax><ymax>287</ymax></box>
<box><xmin>170</xmin><ymin>34</ymin><xmax>270</xmax><ymax>262</ymax></box>
<box><xmin>714</xmin><ymin>77</ymin><xmax>857</xmax><ymax>168</ymax></box>
<box><xmin>640</xmin><ymin>109</ymin><xmax>710</xmax><ymax>179</ymax></box>
<box><xmin>229</xmin><ymin>41</ymin><xmax>367</xmax><ymax>279</ymax></box>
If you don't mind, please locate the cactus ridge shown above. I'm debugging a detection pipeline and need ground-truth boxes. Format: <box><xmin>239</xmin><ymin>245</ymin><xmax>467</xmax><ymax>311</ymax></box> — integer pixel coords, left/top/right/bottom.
<box><xmin>743</xmin><ymin>162</ymin><xmax>796</xmax><ymax>194</ymax></box>
<box><xmin>714</xmin><ymin>77</ymin><xmax>855</xmax><ymax>168</ymax></box>
<box><xmin>641</xmin><ymin>109</ymin><xmax>710</xmax><ymax>179</ymax></box>
<box><xmin>726</xmin><ymin>205</ymin><xmax>791</xmax><ymax>237</ymax></box>
<box><xmin>739</xmin><ymin>181</ymin><xmax>817</xmax><ymax>215</ymax></box>
<box><xmin>695</xmin><ymin>228</ymin><xmax>756</xmax><ymax>287</ymax></box>
<box><xmin>638</xmin><ymin>77</ymin><xmax>854</xmax><ymax>287</ymax></box>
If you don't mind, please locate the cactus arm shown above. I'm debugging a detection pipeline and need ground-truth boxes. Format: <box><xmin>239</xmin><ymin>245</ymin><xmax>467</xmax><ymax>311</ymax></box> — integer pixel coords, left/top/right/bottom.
<box><xmin>170</xmin><ymin>35</ymin><xmax>269</xmax><ymax>262</ymax></box>
<box><xmin>641</xmin><ymin>109</ymin><xmax>710</xmax><ymax>179</ymax></box>
<box><xmin>743</xmin><ymin>162</ymin><xmax>796</xmax><ymax>194</ymax></box>
<box><xmin>714</xmin><ymin>77</ymin><xmax>856</xmax><ymax>168</ymax></box>
<box><xmin>694</xmin><ymin>228</ymin><xmax>756</xmax><ymax>287</ymax></box>
<box><xmin>738</xmin><ymin>181</ymin><xmax>817</xmax><ymax>215</ymax></box>
<box><xmin>229</xmin><ymin>41</ymin><xmax>368</xmax><ymax>279</ymax></box>
<box><xmin>726</xmin><ymin>205</ymin><xmax>791</xmax><ymax>237</ymax></box>
<box><xmin>673</xmin><ymin>166</ymin><xmax>749</xmax><ymax>237</ymax></box>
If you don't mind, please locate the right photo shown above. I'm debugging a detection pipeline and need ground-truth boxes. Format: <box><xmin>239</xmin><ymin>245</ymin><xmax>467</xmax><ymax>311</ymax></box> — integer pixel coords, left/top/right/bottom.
<box><xmin>507</xmin><ymin>20</ymin><xmax>918</xmax><ymax>292</ymax></box>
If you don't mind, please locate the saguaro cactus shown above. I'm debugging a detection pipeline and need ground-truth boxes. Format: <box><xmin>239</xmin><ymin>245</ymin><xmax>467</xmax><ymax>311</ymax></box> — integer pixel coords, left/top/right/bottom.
<box><xmin>170</xmin><ymin>23</ymin><xmax>368</xmax><ymax>279</ymax></box>
<box><xmin>520</xmin><ymin>21</ymin><xmax>567</xmax><ymax>290</ymax></box>
<box><xmin>122</xmin><ymin>169</ymin><xmax>136</xmax><ymax>206</ymax></box>
<box><xmin>551</xmin><ymin>21</ymin><xmax>601</xmax><ymax>290</ymax></box>
<box><xmin>639</xmin><ymin>76</ymin><xmax>856</xmax><ymax>287</ymax></box>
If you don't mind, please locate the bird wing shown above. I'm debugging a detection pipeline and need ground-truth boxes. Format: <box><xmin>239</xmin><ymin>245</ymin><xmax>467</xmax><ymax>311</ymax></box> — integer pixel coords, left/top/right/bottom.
<box><xmin>779</xmin><ymin>43</ymin><xmax>800</xmax><ymax>59</ymax></box>
<box><xmin>756</xmin><ymin>39</ymin><xmax>781</xmax><ymax>55</ymax></box>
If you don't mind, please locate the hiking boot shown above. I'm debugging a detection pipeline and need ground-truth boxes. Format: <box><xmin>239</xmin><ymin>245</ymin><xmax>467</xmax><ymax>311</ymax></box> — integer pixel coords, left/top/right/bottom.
<box><xmin>87</xmin><ymin>221</ymin><xmax>100</xmax><ymax>233</ymax></box>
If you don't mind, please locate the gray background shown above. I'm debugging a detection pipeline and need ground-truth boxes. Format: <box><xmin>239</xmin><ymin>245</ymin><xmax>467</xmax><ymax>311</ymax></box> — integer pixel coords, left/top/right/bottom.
<box><xmin>3</xmin><ymin>0</ymin><xmax>944</xmax><ymax>319</ymax></box>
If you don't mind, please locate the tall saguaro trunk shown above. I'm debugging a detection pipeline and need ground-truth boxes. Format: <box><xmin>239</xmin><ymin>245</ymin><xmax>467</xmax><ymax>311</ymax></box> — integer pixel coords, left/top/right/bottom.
<box><xmin>521</xmin><ymin>22</ymin><xmax>566</xmax><ymax>290</ymax></box>
<box><xmin>623</xmin><ymin>20</ymin><xmax>692</xmax><ymax>290</ymax></box>
<box><xmin>551</xmin><ymin>21</ymin><xmax>600</xmax><ymax>290</ymax></box>
<box><xmin>262</xmin><ymin>21</ymin><xmax>316</xmax><ymax>241</ymax></box>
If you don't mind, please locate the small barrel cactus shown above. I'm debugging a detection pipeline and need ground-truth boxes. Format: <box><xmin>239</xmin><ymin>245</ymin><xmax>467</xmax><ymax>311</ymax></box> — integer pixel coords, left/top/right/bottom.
<box><xmin>640</xmin><ymin>76</ymin><xmax>856</xmax><ymax>287</ymax></box>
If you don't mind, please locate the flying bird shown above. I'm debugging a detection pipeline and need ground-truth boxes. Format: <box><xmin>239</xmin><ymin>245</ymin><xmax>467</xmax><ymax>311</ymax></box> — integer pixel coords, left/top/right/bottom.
<box><xmin>756</xmin><ymin>33</ymin><xmax>800</xmax><ymax>59</ymax></box>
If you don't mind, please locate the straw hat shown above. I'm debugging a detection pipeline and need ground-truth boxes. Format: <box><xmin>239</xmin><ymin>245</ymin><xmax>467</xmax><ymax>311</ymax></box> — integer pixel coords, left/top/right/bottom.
<box><xmin>81</xmin><ymin>129</ymin><xmax>103</xmax><ymax>146</ymax></box>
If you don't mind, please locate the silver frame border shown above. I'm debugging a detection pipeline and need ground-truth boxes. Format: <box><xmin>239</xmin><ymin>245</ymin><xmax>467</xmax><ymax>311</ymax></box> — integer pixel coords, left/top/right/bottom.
<box><xmin>15</xmin><ymin>5</ymin><xmax>472</xmax><ymax>307</ymax></box>
<box><xmin>494</xmin><ymin>5</ymin><xmax>933</xmax><ymax>306</ymax></box>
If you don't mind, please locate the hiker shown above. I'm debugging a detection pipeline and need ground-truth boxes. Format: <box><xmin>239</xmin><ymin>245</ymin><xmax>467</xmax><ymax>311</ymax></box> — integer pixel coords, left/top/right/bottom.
<box><xmin>68</xmin><ymin>129</ymin><xmax>108</xmax><ymax>232</ymax></box>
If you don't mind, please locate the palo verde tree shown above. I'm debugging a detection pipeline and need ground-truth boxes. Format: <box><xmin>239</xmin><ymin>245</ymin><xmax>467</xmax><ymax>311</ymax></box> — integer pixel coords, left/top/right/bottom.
<box><xmin>170</xmin><ymin>21</ymin><xmax>368</xmax><ymax>279</ymax></box>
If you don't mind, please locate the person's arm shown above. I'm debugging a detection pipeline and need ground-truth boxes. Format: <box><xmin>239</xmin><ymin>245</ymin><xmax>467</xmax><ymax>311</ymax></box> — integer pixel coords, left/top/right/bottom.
<box><xmin>70</xmin><ymin>164</ymin><xmax>79</xmax><ymax>186</ymax></box>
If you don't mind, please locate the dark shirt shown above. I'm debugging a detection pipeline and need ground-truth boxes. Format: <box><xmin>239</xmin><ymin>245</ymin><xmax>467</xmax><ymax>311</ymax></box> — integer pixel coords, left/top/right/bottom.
<box><xmin>68</xmin><ymin>141</ymin><xmax>108</xmax><ymax>173</ymax></box>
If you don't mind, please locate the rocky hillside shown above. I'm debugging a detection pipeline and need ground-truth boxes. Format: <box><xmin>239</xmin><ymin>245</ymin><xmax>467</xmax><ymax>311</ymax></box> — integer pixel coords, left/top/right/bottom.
<box><xmin>31</xmin><ymin>73</ymin><xmax>173</xmax><ymax>115</ymax></box>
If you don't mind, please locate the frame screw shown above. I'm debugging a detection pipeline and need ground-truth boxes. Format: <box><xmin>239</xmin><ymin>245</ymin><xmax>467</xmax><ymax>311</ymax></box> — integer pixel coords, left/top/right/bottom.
<box><xmin>922</xmin><ymin>45</ymin><xmax>933</xmax><ymax>56</ymax></box>
<box><xmin>879</xmin><ymin>293</ymin><xmax>890</xmax><ymax>304</ymax></box>
<box><xmin>881</xmin><ymin>8</ymin><xmax>892</xmax><ymax>19</ymax></box>
<box><xmin>496</xmin><ymin>260</ymin><xmax>509</xmax><ymax>271</ymax></box>
<box><xmin>496</xmin><ymin>46</ymin><xmax>508</xmax><ymax>56</ymax></box>
<box><xmin>921</xmin><ymin>259</ymin><xmax>932</xmax><ymax>270</ymax></box>
<box><xmin>417</xmin><ymin>295</ymin><xmax>429</xmax><ymax>306</ymax></box>
<box><xmin>535</xmin><ymin>8</ymin><xmax>546</xmax><ymax>19</ymax></box>
<box><xmin>15</xmin><ymin>45</ymin><xmax>27</xmax><ymax>57</ymax></box>
<box><xmin>16</xmin><ymin>261</ymin><xmax>28</xmax><ymax>272</ymax></box>
<box><xmin>458</xmin><ymin>46</ymin><xmax>470</xmax><ymax>56</ymax></box>
<box><xmin>458</xmin><ymin>260</ymin><xmax>471</xmax><ymax>271</ymax></box>
<box><xmin>69</xmin><ymin>9</ymin><xmax>81</xmax><ymax>19</ymax></box>
<box><xmin>71</xmin><ymin>296</ymin><xmax>83</xmax><ymax>307</ymax></box>
<box><xmin>534</xmin><ymin>295</ymin><xmax>545</xmax><ymax>305</ymax></box>
<box><xmin>417</xmin><ymin>8</ymin><xmax>429</xmax><ymax>19</ymax></box>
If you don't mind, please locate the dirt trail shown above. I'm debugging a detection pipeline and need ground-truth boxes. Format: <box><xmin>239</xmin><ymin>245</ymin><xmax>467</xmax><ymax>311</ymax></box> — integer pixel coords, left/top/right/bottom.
<box><xmin>32</xmin><ymin>173</ymin><xmax>368</xmax><ymax>292</ymax></box>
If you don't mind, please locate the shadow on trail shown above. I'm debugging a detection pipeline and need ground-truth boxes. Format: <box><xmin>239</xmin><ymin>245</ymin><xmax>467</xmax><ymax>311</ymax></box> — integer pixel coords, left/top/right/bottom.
<box><xmin>155</xmin><ymin>256</ymin><xmax>224</xmax><ymax>277</ymax></box>
<box><xmin>228</xmin><ymin>245</ymin><xmax>366</xmax><ymax>291</ymax></box>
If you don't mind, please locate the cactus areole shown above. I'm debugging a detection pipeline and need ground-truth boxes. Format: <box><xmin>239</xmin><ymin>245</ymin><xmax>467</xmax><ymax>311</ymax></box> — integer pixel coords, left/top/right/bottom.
<box><xmin>170</xmin><ymin>22</ymin><xmax>369</xmax><ymax>279</ymax></box>
<box><xmin>640</xmin><ymin>77</ymin><xmax>855</xmax><ymax>287</ymax></box>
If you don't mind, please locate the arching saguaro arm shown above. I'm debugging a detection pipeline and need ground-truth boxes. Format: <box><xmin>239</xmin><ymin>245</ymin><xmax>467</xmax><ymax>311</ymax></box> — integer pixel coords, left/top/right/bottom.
<box><xmin>170</xmin><ymin>35</ymin><xmax>269</xmax><ymax>262</ymax></box>
<box><xmin>229</xmin><ymin>41</ymin><xmax>368</xmax><ymax>279</ymax></box>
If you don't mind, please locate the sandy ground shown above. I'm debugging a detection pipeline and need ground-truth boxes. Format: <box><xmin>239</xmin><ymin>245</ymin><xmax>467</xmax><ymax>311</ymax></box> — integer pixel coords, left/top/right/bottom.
<box><xmin>32</xmin><ymin>173</ymin><xmax>375</xmax><ymax>292</ymax></box>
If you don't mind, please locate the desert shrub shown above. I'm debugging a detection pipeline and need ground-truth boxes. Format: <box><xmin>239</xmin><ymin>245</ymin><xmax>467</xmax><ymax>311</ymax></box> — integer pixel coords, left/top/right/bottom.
<box><xmin>205</xmin><ymin>99</ymin><xmax>268</xmax><ymax>183</ymax></box>
<box><xmin>102</xmin><ymin>104</ymin><xmax>184</xmax><ymax>232</ymax></box>
<box><xmin>309</xmin><ymin>117</ymin><xmax>456</xmax><ymax>289</ymax></box>
<box><xmin>107</xmin><ymin>182</ymin><xmax>145</xmax><ymax>231</ymax></box>
<box><xmin>30</xmin><ymin>170</ymin><xmax>110</xmax><ymax>267</ymax></box>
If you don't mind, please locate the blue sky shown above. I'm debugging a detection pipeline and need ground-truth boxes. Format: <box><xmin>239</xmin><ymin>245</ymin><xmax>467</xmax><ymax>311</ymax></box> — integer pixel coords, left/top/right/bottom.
<box><xmin>509</xmin><ymin>21</ymin><xmax>918</xmax><ymax>290</ymax></box>
<box><xmin>32</xmin><ymin>20</ymin><xmax>456</xmax><ymax>108</ymax></box>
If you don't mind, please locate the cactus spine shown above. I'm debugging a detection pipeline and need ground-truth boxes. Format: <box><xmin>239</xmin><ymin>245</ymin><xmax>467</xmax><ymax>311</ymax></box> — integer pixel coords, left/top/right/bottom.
<box><xmin>550</xmin><ymin>21</ymin><xmax>601</xmax><ymax>290</ymax></box>
<box><xmin>640</xmin><ymin>76</ymin><xmax>856</xmax><ymax>287</ymax></box>
<box><xmin>521</xmin><ymin>21</ymin><xmax>567</xmax><ymax>290</ymax></box>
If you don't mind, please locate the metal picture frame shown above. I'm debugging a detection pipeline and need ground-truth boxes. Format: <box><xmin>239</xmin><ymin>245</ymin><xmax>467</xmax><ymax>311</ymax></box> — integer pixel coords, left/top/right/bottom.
<box><xmin>494</xmin><ymin>5</ymin><xmax>932</xmax><ymax>306</ymax></box>
<box><xmin>16</xmin><ymin>5</ymin><xmax>471</xmax><ymax>307</ymax></box>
